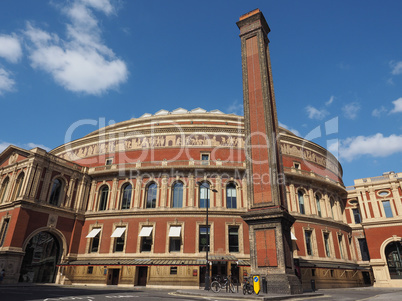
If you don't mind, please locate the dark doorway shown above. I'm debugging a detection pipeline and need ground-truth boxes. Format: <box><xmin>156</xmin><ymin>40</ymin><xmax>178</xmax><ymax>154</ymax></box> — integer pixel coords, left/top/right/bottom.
<box><xmin>385</xmin><ymin>241</ymin><xmax>402</xmax><ymax>279</ymax></box>
<box><xmin>362</xmin><ymin>271</ymin><xmax>371</xmax><ymax>285</ymax></box>
<box><xmin>199</xmin><ymin>266</ymin><xmax>206</xmax><ymax>287</ymax></box>
<box><xmin>108</xmin><ymin>269</ymin><xmax>119</xmax><ymax>285</ymax></box>
<box><xmin>19</xmin><ymin>232</ymin><xmax>60</xmax><ymax>283</ymax></box>
<box><xmin>230</xmin><ymin>263</ymin><xmax>240</xmax><ymax>284</ymax></box>
<box><xmin>211</xmin><ymin>261</ymin><xmax>227</xmax><ymax>277</ymax></box>
<box><xmin>137</xmin><ymin>267</ymin><xmax>147</xmax><ymax>286</ymax></box>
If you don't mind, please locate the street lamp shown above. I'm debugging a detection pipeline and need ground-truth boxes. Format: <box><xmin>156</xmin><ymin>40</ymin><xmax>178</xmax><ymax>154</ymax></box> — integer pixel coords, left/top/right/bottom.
<box><xmin>196</xmin><ymin>181</ymin><xmax>218</xmax><ymax>291</ymax></box>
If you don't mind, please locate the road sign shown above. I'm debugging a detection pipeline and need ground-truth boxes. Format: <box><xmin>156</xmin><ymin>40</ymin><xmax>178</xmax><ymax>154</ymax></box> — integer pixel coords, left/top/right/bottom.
<box><xmin>253</xmin><ymin>275</ymin><xmax>260</xmax><ymax>295</ymax></box>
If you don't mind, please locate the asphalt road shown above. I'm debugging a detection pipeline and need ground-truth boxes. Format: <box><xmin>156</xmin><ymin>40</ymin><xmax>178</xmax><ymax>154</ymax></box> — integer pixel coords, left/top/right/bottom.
<box><xmin>1</xmin><ymin>285</ymin><xmax>402</xmax><ymax>301</ymax></box>
<box><xmin>0</xmin><ymin>286</ymin><xmax>195</xmax><ymax>301</ymax></box>
<box><xmin>288</xmin><ymin>287</ymin><xmax>402</xmax><ymax>301</ymax></box>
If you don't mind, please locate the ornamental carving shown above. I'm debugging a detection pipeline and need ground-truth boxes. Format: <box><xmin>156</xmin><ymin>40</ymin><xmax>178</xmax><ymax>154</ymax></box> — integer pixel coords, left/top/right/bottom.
<box><xmin>58</xmin><ymin>134</ymin><xmax>245</xmax><ymax>161</ymax></box>
<box><xmin>280</xmin><ymin>142</ymin><xmax>339</xmax><ymax>176</ymax></box>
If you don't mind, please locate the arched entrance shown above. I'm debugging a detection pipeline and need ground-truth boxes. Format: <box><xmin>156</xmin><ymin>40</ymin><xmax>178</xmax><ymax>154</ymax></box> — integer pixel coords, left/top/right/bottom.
<box><xmin>19</xmin><ymin>231</ymin><xmax>60</xmax><ymax>283</ymax></box>
<box><xmin>385</xmin><ymin>241</ymin><xmax>402</xmax><ymax>279</ymax></box>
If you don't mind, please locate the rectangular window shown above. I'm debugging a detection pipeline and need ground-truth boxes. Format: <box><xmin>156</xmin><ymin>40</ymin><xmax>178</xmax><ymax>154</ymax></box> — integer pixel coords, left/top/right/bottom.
<box><xmin>0</xmin><ymin>218</ymin><xmax>9</xmax><ymax>247</ymax></box>
<box><xmin>86</xmin><ymin>228</ymin><xmax>101</xmax><ymax>253</ymax></box>
<box><xmin>139</xmin><ymin>226</ymin><xmax>153</xmax><ymax>252</ymax></box>
<box><xmin>338</xmin><ymin>235</ymin><xmax>344</xmax><ymax>259</ymax></box>
<box><xmin>199</xmin><ymin>226</ymin><xmax>210</xmax><ymax>252</ymax></box>
<box><xmin>358</xmin><ymin>238</ymin><xmax>370</xmax><ymax>261</ymax></box>
<box><xmin>141</xmin><ymin>237</ymin><xmax>152</xmax><ymax>252</ymax></box>
<box><xmin>169</xmin><ymin>226</ymin><xmax>181</xmax><ymax>252</ymax></box>
<box><xmin>293</xmin><ymin>162</ymin><xmax>301</xmax><ymax>169</ymax></box>
<box><xmin>382</xmin><ymin>200</ymin><xmax>393</xmax><ymax>218</ymax></box>
<box><xmin>228</xmin><ymin>226</ymin><xmax>239</xmax><ymax>253</ymax></box>
<box><xmin>170</xmin><ymin>267</ymin><xmax>177</xmax><ymax>275</ymax></box>
<box><xmin>305</xmin><ymin>231</ymin><xmax>313</xmax><ymax>256</ymax></box>
<box><xmin>199</xmin><ymin>186</ymin><xmax>210</xmax><ymax>208</ymax></box>
<box><xmin>111</xmin><ymin>227</ymin><xmax>126</xmax><ymax>252</ymax></box>
<box><xmin>201</xmin><ymin>154</ymin><xmax>209</xmax><ymax>165</ymax></box>
<box><xmin>352</xmin><ymin>208</ymin><xmax>361</xmax><ymax>224</ymax></box>
<box><xmin>105</xmin><ymin>158</ymin><xmax>113</xmax><ymax>165</ymax></box>
<box><xmin>324</xmin><ymin>233</ymin><xmax>331</xmax><ymax>257</ymax></box>
<box><xmin>312</xmin><ymin>269</ymin><xmax>316</xmax><ymax>277</ymax></box>
<box><xmin>115</xmin><ymin>236</ymin><xmax>125</xmax><ymax>252</ymax></box>
<box><xmin>87</xmin><ymin>266</ymin><xmax>93</xmax><ymax>274</ymax></box>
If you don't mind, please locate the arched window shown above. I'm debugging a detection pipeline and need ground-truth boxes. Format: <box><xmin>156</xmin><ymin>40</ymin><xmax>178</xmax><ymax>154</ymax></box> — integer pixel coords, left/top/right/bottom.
<box><xmin>199</xmin><ymin>182</ymin><xmax>210</xmax><ymax>208</ymax></box>
<box><xmin>385</xmin><ymin>241</ymin><xmax>402</xmax><ymax>279</ymax></box>
<box><xmin>0</xmin><ymin>177</ymin><xmax>10</xmax><ymax>203</ymax></box>
<box><xmin>316</xmin><ymin>194</ymin><xmax>322</xmax><ymax>217</ymax></box>
<box><xmin>172</xmin><ymin>182</ymin><xmax>183</xmax><ymax>208</ymax></box>
<box><xmin>98</xmin><ymin>185</ymin><xmax>109</xmax><ymax>211</ymax></box>
<box><xmin>121</xmin><ymin>183</ymin><xmax>132</xmax><ymax>210</ymax></box>
<box><xmin>12</xmin><ymin>173</ymin><xmax>25</xmax><ymax>201</ymax></box>
<box><xmin>49</xmin><ymin>178</ymin><xmax>63</xmax><ymax>206</ymax></box>
<box><xmin>146</xmin><ymin>182</ymin><xmax>157</xmax><ymax>208</ymax></box>
<box><xmin>226</xmin><ymin>183</ymin><xmax>237</xmax><ymax>209</ymax></box>
<box><xmin>298</xmin><ymin>190</ymin><xmax>305</xmax><ymax>214</ymax></box>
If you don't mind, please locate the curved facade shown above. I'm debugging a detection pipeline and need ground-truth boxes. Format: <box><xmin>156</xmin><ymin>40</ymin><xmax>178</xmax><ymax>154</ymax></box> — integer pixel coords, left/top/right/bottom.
<box><xmin>0</xmin><ymin>108</ymin><xmax>372</xmax><ymax>289</ymax></box>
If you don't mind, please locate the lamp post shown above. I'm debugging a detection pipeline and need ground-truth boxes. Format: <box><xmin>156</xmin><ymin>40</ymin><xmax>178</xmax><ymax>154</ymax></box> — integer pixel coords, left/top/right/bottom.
<box><xmin>196</xmin><ymin>181</ymin><xmax>218</xmax><ymax>291</ymax></box>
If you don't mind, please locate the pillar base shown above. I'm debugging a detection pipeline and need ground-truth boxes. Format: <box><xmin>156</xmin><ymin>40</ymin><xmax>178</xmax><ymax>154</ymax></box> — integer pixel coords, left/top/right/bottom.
<box><xmin>264</xmin><ymin>273</ymin><xmax>302</xmax><ymax>295</ymax></box>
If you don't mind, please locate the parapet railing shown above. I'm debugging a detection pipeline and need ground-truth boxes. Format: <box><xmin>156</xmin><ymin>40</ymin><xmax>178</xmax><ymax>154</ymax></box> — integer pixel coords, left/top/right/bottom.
<box><xmin>89</xmin><ymin>160</ymin><xmax>246</xmax><ymax>173</ymax></box>
<box><xmin>283</xmin><ymin>167</ymin><xmax>344</xmax><ymax>188</ymax></box>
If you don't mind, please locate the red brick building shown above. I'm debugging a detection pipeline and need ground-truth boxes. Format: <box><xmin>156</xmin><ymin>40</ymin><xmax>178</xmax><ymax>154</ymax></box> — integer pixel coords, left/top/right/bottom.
<box><xmin>0</xmin><ymin>109</ymin><xmax>374</xmax><ymax>289</ymax></box>
<box><xmin>346</xmin><ymin>172</ymin><xmax>402</xmax><ymax>287</ymax></box>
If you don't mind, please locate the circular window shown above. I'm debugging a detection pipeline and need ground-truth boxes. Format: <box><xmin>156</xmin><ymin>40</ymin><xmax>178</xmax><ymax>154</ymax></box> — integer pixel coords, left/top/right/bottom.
<box><xmin>377</xmin><ymin>190</ymin><xmax>390</xmax><ymax>197</ymax></box>
<box><xmin>348</xmin><ymin>199</ymin><xmax>358</xmax><ymax>205</ymax></box>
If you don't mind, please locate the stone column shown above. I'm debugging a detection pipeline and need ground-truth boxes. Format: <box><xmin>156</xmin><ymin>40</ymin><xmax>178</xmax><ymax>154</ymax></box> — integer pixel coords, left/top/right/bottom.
<box><xmin>134</xmin><ymin>176</ymin><xmax>142</xmax><ymax>208</ymax></box>
<box><xmin>88</xmin><ymin>180</ymin><xmax>97</xmax><ymax>211</ymax></box>
<box><xmin>110</xmin><ymin>178</ymin><xmax>118</xmax><ymax>210</ymax></box>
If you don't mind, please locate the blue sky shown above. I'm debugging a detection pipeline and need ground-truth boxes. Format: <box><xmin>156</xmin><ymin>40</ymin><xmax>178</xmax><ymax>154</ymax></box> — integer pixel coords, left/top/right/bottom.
<box><xmin>0</xmin><ymin>0</ymin><xmax>402</xmax><ymax>186</ymax></box>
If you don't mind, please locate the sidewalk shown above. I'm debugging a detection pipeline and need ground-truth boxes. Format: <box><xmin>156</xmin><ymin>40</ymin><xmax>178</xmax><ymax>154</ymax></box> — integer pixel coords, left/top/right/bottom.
<box><xmin>175</xmin><ymin>288</ymin><xmax>323</xmax><ymax>300</ymax></box>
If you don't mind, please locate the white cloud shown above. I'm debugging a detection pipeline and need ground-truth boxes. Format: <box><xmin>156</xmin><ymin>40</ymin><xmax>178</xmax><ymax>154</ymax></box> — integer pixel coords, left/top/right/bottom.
<box><xmin>342</xmin><ymin>102</ymin><xmax>360</xmax><ymax>120</ymax></box>
<box><xmin>0</xmin><ymin>141</ymin><xmax>51</xmax><ymax>153</ymax></box>
<box><xmin>24</xmin><ymin>0</ymin><xmax>128</xmax><ymax>95</ymax></box>
<box><xmin>390</xmin><ymin>60</ymin><xmax>402</xmax><ymax>75</ymax></box>
<box><xmin>0</xmin><ymin>34</ymin><xmax>22</xmax><ymax>63</ymax></box>
<box><xmin>0</xmin><ymin>68</ymin><xmax>15</xmax><ymax>95</ymax></box>
<box><xmin>0</xmin><ymin>142</ymin><xmax>12</xmax><ymax>153</ymax></box>
<box><xmin>26</xmin><ymin>143</ymin><xmax>51</xmax><ymax>151</ymax></box>
<box><xmin>305</xmin><ymin>105</ymin><xmax>328</xmax><ymax>120</ymax></box>
<box><xmin>390</xmin><ymin>97</ymin><xmax>402</xmax><ymax>114</ymax></box>
<box><xmin>338</xmin><ymin>133</ymin><xmax>402</xmax><ymax>161</ymax></box>
<box><xmin>325</xmin><ymin>95</ymin><xmax>334</xmax><ymax>106</ymax></box>
<box><xmin>226</xmin><ymin>100</ymin><xmax>243</xmax><ymax>116</ymax></box>
<box><xmin>278</xmin><ymin>121</ymin><xmax>300</xmax><ymax>137</ymax></box>
<box><xmin>81</xmin><ymin>0</ymin><xmax>115</xmax><ymax>15</ymax></box>
<box><xmin>372</xmin><ymin>106</ymin><xmax>387</xmax><ymax>117</ymax></box>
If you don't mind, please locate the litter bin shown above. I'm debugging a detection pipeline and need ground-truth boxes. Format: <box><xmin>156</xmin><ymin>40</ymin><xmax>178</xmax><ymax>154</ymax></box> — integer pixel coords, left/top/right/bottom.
<box><xmin>262</xmin><ymin>277</ymin><xmax>267</xmax><ymax>293</ymax></box>
<box><xmin>311</xmin><ymin>279</ymin><xmax>315</xmax><ymax>292</ymax></box>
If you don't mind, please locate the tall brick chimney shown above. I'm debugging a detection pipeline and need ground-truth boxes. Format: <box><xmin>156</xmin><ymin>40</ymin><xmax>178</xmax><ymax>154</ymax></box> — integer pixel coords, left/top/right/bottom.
<box><xmin>237</xmin><ymin>9</ymin><xmax>302</xmax><ymax>294</ymax></box>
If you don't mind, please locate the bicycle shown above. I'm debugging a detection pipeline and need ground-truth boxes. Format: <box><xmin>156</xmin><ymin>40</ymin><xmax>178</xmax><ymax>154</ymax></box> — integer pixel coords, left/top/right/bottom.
<box><xmin>243</xmin><ymin>276</ymin><xmax>254</xmax><ymax>295</ymax></box>
<box><xmin>210</xmin><ymin>275</ymin><xmax>235</xmax><ymax>293</ymax></box>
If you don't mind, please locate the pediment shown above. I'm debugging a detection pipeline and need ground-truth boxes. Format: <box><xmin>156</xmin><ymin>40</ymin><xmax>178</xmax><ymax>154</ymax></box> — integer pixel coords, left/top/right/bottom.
<box><xmin>154</xmin><ymin>109</ymin><xmax>169</xmax><ymax>116</ymax></box>
<box><xmin>191</xmin><ymin>107</ymin><xmax>207</xmax><ymax>113</ymax></box>
<box><xmin>0</xmin><ymin>145</ymin><xmax>31</xmax><ymax>168</ymax></box>
<box><xmin>171</xmin><ymin>108</ymin><xmax>188</xmax><ymax>114</ymax></box>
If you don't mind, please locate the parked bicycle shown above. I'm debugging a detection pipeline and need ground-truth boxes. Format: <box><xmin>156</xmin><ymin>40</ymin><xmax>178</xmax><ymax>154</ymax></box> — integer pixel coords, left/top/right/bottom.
<box><xmin>243</xmin><ymin>276</ymin><xmax>254</xmax><ymax>295</ymax></box>
<box><xmin>210</xmin><ymin>275</ymin><xmax>235</xmax><ymax>293</ymax></box>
